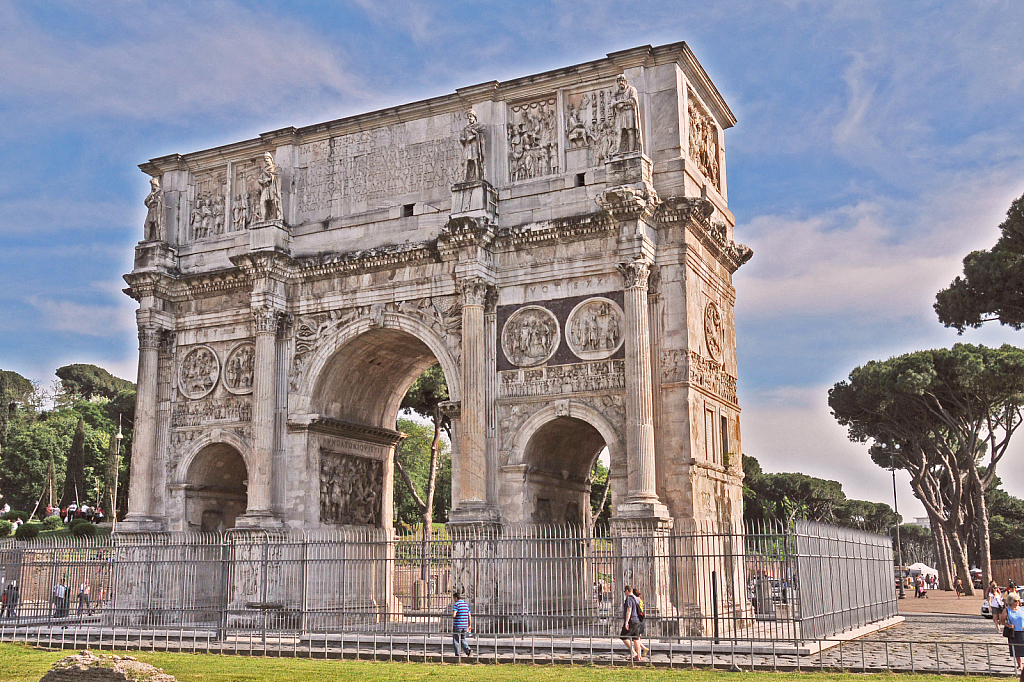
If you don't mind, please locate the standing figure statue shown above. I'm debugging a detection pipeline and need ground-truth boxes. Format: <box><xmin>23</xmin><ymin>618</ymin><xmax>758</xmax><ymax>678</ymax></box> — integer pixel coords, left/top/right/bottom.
<box><xmin>143</xmin><ymin>176</ymin><xmax>164</xmax><ymax>241</ymax></box>
<box><xmin>257</xmin><ymin>152</ymin><xmax>282</xmax><ymax>222</ymax></box>
<box><xmin>459</xmin><ymin>109</ymin><xmax>486</xmax><ymax>182</ymax></box>
<box><xmin>611</xmin><ymin>74</ymin><xmax>642</xmax><ymax>155</ymax></box>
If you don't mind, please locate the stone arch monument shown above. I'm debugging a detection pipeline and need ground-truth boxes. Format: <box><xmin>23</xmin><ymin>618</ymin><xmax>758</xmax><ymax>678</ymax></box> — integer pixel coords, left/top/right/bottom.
<box><xmin>122</xmin><ymin>43</ymin><xmax>752</xmax><ymax>538</ymax></box>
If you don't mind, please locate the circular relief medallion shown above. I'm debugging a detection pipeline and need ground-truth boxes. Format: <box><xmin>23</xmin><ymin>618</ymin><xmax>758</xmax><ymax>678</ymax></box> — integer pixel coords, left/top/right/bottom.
<box><xmin>178</xmin><ymin>345</ymin><xmax>220</xmax><ymax>400</ymax></box>
<box><xmin>501</xmin><ymin>305</ymin><xmax>560</xmax><ymax>367</ymax></box>
<box><xmin>566</xmin><ymin>297</ymin><xmax>625</xmax><ymax>361</ymax></box>
<box><xmin>222</xmin><ymin>342</ymin><xmax>256</xmax><ymax>395</ymax></box>
<box><xmin>704</xmin><ymin>301</ymin><xmax>723</xmax><ymax>361</ymax></box>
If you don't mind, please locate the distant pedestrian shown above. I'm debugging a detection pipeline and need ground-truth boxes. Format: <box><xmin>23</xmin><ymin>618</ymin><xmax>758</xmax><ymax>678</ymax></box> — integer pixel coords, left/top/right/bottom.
<box><xmin>1</xmin><ymin>581</ymin><xmax>18</xmax><ymax>619</ymax></box>
<box><xmin>632</xmin><ymin>587</ymin><xmax>650</xmax><ymax>658</ymax></box>
<box><xmin>77</xmin><ymin>580</ymin><xmax>91</xmax><ymax>616</ymax></box>
<box><xmin>990</xmin><ymin>582</ymin><xmax>1006</xmax><ymax>632</ymax></box>
<box><xmin>451</xmin><ymin>590</ymin><xmax>472</xmax><ymax>658</ymax></box>
<box><xmin>956</xmin><ymin>578</ymin><xmax>964</xmax><ymax>598</ymax></box>
<box><xmin>619</xmin><ymin>585</ymin><xmax>642</xmax><ymax>661</ymax></box>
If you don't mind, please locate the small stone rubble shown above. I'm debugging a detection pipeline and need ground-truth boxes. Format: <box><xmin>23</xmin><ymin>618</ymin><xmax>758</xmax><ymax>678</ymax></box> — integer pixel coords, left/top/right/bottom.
<box><xmin>39</xmin><ymin>650</ymin><xmax>176</xmax><ymax>682</ymax></box>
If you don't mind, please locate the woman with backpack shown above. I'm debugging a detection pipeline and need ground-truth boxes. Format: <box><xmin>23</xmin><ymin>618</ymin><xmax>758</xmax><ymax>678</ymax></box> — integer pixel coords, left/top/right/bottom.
<box><xmin>632</xmin><ymin>587</ymin><xmax>650</xmax><ymax>658</ymax></box>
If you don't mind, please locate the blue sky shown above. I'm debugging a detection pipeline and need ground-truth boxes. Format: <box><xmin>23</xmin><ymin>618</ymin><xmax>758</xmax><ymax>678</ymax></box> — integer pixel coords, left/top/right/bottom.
<box><xmin>1</xmin><ymin>1</ymin><xmax>1023</xmax><ymax>516</ymax></box>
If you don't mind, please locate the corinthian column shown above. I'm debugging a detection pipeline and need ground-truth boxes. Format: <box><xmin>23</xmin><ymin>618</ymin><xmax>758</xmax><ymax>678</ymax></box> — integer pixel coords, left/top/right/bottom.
<box><xmin>246</xmin><ymin>305</ymin><xmax>280</xmax><ymax>518</ymax></box>
<box><xmin>617</xmin><ymin>257</ymin><xmax>666</xmax><ymax>514</ymax></box>
<box><xmin>450</xmin><ymin>277</ymin><xmax>494</xmax><ymax>520</ymax></box>
<box><xmin>123</xmin><ymin>324</ymin><xmax>161</xmax><ymax>527</ymax></box>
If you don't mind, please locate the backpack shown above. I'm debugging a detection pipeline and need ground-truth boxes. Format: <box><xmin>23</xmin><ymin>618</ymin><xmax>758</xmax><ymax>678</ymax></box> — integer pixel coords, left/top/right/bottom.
<box><xmin>634</xmin><ymin>596</ymin><xmax>645</xmax><ymax>622</ymax></box>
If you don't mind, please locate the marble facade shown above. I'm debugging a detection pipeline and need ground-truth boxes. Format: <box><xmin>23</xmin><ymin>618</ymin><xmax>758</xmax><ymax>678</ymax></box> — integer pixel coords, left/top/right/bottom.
<box><xmin>122</xmin><ymin>43</ymin><xmax>752</xmax><ymax>541</ymax></box>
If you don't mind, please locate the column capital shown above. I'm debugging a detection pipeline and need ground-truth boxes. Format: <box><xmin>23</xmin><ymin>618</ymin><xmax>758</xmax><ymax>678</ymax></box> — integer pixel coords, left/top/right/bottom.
<box><xmin>137</xmin><ymin>324</ymin><xmax>163</xmax><ymax>350</ymax></box>
<box><xmin>252</xmin><ymin>305</ymin><xmax>284</xmax><ymax>334</ymax></box>
<box><xmin>617</xmin><ymin>257</ymin><xmax>652</xmax><ymax>290</ymax></box>
<box><xmin>459</xmin><ymin>276</ymin><xmax>495</xmax><ymax>307</ymax></box>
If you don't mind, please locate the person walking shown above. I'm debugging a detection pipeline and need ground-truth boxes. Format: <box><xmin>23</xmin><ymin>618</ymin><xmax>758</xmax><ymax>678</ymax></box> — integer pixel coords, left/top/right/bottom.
<box><xmin>632</xmin><ymin>587</ymin><xmax>650</xmax><ymax>658</ymax></box>
<box><xmin>1</xmin><ymin>581</ymin><xmax>17</xmax><ymax>619</ymax></box>
<box><xmin>990</xmin><ymin>582</ymin><xmax>1006</xmax><ymax>632</ymax></box>
<box><xmin>619</xmin><ymin>585</ymin><xmax>642</xmax><ymax>661</ymax></box>
<box><xmin>77</xmin><ymin>580</ymin><xmax>91</xmax><ymax>617</ymax></box>
<box><xmin>1005</xmin><ymin>592</ymin><xmax>1024</xmax><ymax>673</ymax></box>
<box><xmin>955</xmin><ymin>577</ymin><xmax>964</xmax><ymax>599</ymax></box>
<box><xmin>451</xmin><ymin>591</ymin><xmax>472</xmax><ymax>659</ymax></box>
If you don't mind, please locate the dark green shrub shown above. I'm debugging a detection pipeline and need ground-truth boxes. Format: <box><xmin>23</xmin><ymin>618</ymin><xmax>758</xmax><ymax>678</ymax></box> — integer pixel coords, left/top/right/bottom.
<box><xmin>0</xmin><ymin>520</ymin><xmax>11</xmax><ymax>537</ymax></box>
<box><xmin>69</xmin><ymin>518</ymin><xmax>90</xmax><ymax>529</ymax></box>
<box><xmin>41</xmin><ymin>515</ymin><xmax>63</xmax><ymax>530</ymax></box>
<box><xmin>2</xmin><ymin>511</ymin><xmax>28</xmax><ymax>523</ymax></box>
<box><xmin>70</xmin><ymin>522</ymin><xmax>97</xmax><ymax>537</ymax></box>
<box><xmin>15</xmin><ymin>523</ymin><xmax>40</xmax><ymax>540</ymax></box>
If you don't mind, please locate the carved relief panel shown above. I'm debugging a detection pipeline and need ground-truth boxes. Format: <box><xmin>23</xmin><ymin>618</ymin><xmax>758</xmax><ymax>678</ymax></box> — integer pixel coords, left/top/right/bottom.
<box><xmin>566</xmin><ymin>297</ymin><xmax>624</xmax><ymax>361</ymax></box>
<box><xmin>189</xmin><ymin>167</ymin><xmax>227</xmax><ymax>241</ymax></box>
<box><xmin>231</xmin><ymin>157</ymin><xmax>263</xmax><ymax>232</ymax></box>
<box><xmin>704</xmin><ymin>301</ymin><xmax>723</xmax><ymax>362</ymax></box>
<box><xmin>688</xmin><ymin>90</ymin><xmax>720</xmax><ymax>190</ymax></box>
<box><xmin>501</xmin><ymin>305</ymin><xmax>560</xmax><ymax>367</ymax></box>
<box><xmin>222</xmin><ymin>342</ymin><xmax>255</xmax><ymax>395</ymax></box>
<box><xmin>507</xmin><ymin>97</ymin><xmax>559</xmax><ymax>182</ymax></box>
<box><xmin>178</xmin><ymin>345</ymin><xmax>220</xmax><ymax>399</ymax></box>
<box><xmin>319</xmin><ymin>450</ymin><xmax>383</xmax><ymax>526</ymax></box>
<box><xmin>564</xmin><ymin>84</ymin><xmax>619</xmax><ymax>169</ymax></box>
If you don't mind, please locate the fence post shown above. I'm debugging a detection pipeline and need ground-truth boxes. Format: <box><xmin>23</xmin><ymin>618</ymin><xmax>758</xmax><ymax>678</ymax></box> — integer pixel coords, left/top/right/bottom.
<box><xmin>711</xmin><ymin>569</ymin><xmax>720</xmax><ymax>644</ymax></box>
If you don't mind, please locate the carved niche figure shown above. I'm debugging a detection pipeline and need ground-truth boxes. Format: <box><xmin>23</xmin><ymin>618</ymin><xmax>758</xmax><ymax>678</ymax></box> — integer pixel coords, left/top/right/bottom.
<box><xmin>507</xmin><ymin>97</ymin><xmax>558</xmax><ymax>181</ymax></box>
<box><xmin>459</xmin><ymin>109</ymin><xmax>486</xmax><ymax>182</ymax></box>
<box><xmin>178</xmin><ymin>345</ymin><xmax>220</xmax><ymax>400</ymax></box>
<box><xmin>256</xmin><ymin>152</ymin><xmax>282</xmax><ymax>222</ymax></box>
<box><xmin>223</xmin><ymin>343</ymin><xmax>255</xmax><ymax>394</ymax></box>
<box><xmin>566</xmin><ymin>297</ymin><xmax>625</xmax><ymax>361</ymax></box>
<box><xmin>143</xmin><ymin>176</ymin><xmax>164</xmax><ymax>241</ymax></box>
<box><xmin>611</xmin><ymin>74</ymin><xmax>642</xmax><ymax>155</ymax></box>
<box><xmin>501</xmin><ymin>306</ymin><xmax>560</xmax><ymax>368</ymax></box>
<box><xmin>566</xmin><ymin>103</ymin><xmax>593</xmax><ymax>148</ymax></box>
<box><xmin>320</xmin><ymin>451</ymin><xmax>383</xmax><ymax>526</ymax></box>
<box><xmin>704</xmin><ymin>301</ymin><xmax>723</xmax><ymax>361</ymax></box>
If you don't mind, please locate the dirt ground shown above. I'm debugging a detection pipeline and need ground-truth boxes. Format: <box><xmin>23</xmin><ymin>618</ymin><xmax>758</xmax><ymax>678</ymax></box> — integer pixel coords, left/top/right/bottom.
<box><xmin>896</xmin><ymin>588</ymin><xmax>989</xmax><ymax>616</ymax></box>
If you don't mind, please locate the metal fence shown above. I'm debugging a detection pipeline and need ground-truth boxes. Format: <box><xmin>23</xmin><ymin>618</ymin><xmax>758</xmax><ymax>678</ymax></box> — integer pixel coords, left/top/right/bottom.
<box><xmin>0</xmin><ymin>520</ymin><xmax>894</xmax><ymax>646</ymax></box>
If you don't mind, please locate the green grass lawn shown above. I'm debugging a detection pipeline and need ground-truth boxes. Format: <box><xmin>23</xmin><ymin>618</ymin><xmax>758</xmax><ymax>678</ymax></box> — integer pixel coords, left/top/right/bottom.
<box><xmin>0</xmin><ymin>643</ymin><xmax>1005</xmax><ymax>682</ymax></box>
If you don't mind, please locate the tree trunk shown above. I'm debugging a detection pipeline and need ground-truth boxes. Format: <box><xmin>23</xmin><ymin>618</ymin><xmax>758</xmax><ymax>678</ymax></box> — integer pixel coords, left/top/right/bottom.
<box><xmin>419</xmin><ymin>406</ymin><xmax>441</xmax><ymax>584</ymax></box>
<box><xmin>930</xmin><ymin>515</ymin><xmax>954</xmax><ymax>590</ymax></box>
<box><xmin>970</xmin><ymin>468</ymin><xmax>992</xmax><ymax>591</ymax></box>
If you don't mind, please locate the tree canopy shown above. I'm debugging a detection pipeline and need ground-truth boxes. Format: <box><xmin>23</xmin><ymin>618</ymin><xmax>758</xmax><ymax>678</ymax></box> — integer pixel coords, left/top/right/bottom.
<box><xmin>829</xmin><ymin>343</ymin><xmax>1024</xmax><ymax>593</ymax></box>
<box><xmin>936</xmin><ymin>192</ymin><xmax>1024</xmax><ymax>331</ymax></box>
<box><xmin>56</xmin><ymin>364</ymin><xmax>135</xmax><ymax>402</ymax></box>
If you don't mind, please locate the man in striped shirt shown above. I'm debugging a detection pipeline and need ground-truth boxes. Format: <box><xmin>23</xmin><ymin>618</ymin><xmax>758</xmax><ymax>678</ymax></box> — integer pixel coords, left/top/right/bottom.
<box><xmin>451</xmin><ymin>591</ymin><xmax>472</xmax><ymax>658</ymax></box>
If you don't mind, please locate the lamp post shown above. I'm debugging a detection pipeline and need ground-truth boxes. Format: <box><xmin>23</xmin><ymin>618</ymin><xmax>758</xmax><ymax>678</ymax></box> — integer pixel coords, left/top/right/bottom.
<box><xmin>112</xmin><ymin>416</ymin><xmax>123</xmax><ymax>530</ymax></box>
<box><xmin>892</xmin><ymin>463</ymin><xmax>906</xmax><ymax>599</ymax></box>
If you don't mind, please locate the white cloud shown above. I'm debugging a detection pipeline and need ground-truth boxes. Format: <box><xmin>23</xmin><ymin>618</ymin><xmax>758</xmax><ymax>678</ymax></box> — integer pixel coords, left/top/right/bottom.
<box><xmin>25</xmin><ymin>295</ymin><xmax>135</xmax><ymax>338</ymax></box>
<box><xmin>0</xmin><ymin>3</ymin><xmax>363</xmax><ymax>130</ymax></box>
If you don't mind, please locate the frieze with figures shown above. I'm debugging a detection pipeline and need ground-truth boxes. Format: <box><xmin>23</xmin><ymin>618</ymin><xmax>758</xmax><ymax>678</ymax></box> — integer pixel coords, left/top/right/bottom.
<box><xmin>498</xmin><ymin>359</ymin><xmax>625</xmax><ymax>398</ymax></box>
<box><xmin>189</xmin><ymin>167</ymin><xmax>227</xmax><ymax>241</ymax></box>
<box><xmin>223</xmin><ymin>342</ymin><xmax>255</xmax><ymax>395</ymax></box>
<box><xmin>564</xmin><ymin>83</ymin><xmax>621</xmax><ymax>168</ymax></box>
<box><xmin>171</xmin><ymin>396</ymin><xmax>253</xmax><ymax>428</ymax></box>
<box><xmin>320</xmin><ymin>450</ymin><xmax>383</xmax><ymax>526</ymax></box>
<box><xmin>566</xmin><ymin>297</ymin><xmax>624</xmax><ymax>361</ymax></box>
<box><xmin>688</xmin><ymin>90</ymin><xmax>720</xmax><ymax>190</ymax></box>
<box><xmin>178</xmin><ymin>345</ymin><xmax>220</xmax><ymax>400</ymax></box>
<box><xmin>501</xmin><ymin>306</ymin><xmax>559</xmax><ymax>368</ymax></box>
<box><xmin>661</xmin><ymin>349</ymin><xmax>737</xmax><ymax>405</ymax></box>
<box><xmin>507</xmin><ymin>97</ymin><xmax>559</xmax><ymax>182</ymax></box>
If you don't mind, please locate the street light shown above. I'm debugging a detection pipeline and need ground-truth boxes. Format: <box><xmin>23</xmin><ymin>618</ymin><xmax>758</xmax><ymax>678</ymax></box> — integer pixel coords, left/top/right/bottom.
<box><xmin>891</xmin><ymin>459</ymin><xmax>906</xmax><ymax>599</ymax></box>
<box><xmin>112</xmin><ymin>416</ymin><xmax>123</xmax><ymax>530</ymax></box>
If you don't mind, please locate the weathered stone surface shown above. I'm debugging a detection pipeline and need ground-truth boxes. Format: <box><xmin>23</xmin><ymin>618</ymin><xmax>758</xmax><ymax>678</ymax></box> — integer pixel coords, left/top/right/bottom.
<box><xmin>122</xmin><ymin>42</ymin><xmax>752</xmax><ymax>538</ymax></box>
<box><xmin>40</xmin><ymin>650</ymin><xmax>176</xmax><ymax>682</ymax></box>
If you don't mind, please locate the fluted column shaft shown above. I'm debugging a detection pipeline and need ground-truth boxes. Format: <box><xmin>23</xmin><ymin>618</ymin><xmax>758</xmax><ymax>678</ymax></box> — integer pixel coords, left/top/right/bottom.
<box><xmin>249</xmin><ymin>306</ymin><xmax>279</xmax><ymax>513</ymax></box>
<box><xmin>458</xmin><ymin>278</ymin><xmax>490</xmax><ymax>504</ymax></box>
<box><xmin>125</xmin><ymin>326</ymin><xmax>161</xmax><ymax>520</ymax></box>
<box><xmin>619</xmin><ymin>257</ymin><xmax>659</xmax><ymax>503</ymax></box>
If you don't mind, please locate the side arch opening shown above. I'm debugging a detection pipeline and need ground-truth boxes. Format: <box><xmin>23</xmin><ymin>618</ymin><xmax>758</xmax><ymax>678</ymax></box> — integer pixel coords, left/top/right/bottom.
<box><xmin>184</xmin><ymin>442</ymin><xmax>248</xmax><ymax>532</ymax></box>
